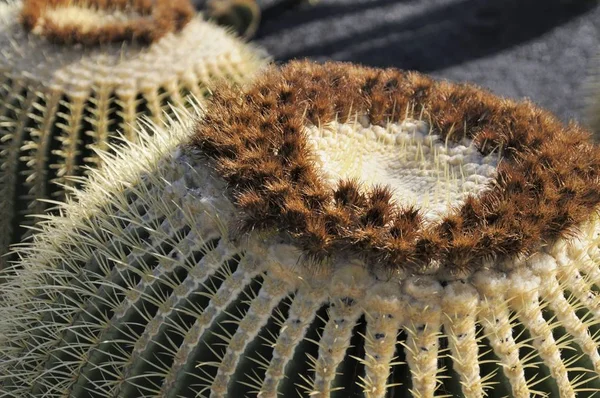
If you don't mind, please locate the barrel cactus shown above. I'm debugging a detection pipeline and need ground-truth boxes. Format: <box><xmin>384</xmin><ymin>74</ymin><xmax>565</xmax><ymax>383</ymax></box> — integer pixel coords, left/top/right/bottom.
<box><xmin>0</xmin><ymin>0</ymin><xmax>268</xmax><ymax>267</ymax></box>
<box><xmin>2</xmin><ymin>60</ymin><xmax>600</xmax><ymax>397</ymax></box>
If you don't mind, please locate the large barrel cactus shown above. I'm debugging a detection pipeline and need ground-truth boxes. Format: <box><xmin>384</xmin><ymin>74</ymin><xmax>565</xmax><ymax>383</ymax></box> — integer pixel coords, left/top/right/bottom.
<box><xmin>0</xmin><ymin>0</ymin><xmax>268</xmax><ymax>267</ymax></box>
<box><xmin>2</xmin><ymin>61</ymin><xmax>600</xmax><ymax>397</ymax></box>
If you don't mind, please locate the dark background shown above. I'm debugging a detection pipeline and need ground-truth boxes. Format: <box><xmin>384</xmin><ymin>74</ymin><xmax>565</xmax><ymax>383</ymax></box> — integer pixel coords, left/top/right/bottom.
<box><xmin>197</xmin><ymin>0</ymin><xmax>600</xmax><ymax>127</ymax></box>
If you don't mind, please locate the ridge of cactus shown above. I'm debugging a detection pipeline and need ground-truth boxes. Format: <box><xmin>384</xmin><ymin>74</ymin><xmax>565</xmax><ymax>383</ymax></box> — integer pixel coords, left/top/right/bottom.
<box><xmin>0</xmin><ymin>0</ymin><xmax>269</xmax><ymax>268</ymax></box>
<box><xmin>1</xmin><ymin>61</ymin><xmax>600</xmax><ymax>397</ymax></box>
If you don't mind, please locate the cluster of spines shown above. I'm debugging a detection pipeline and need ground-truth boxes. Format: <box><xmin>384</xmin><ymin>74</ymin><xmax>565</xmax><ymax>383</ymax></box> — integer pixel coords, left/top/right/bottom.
<box><xmin>192</xmin><ymin>60</ymin><xmax>600</xmax><ymax>275</ymax></box>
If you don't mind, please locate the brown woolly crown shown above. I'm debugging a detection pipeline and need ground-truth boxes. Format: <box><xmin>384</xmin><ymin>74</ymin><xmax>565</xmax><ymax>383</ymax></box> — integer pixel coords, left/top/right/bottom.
<box><xmin>20</xmin><ymin>0</ymin><xmax>194</xmax><ymax>45</ymax></box>
<box><xmin>191</xmin><ymin>60</ymin><xmax>600</xmax><ymax>276</ymax></box>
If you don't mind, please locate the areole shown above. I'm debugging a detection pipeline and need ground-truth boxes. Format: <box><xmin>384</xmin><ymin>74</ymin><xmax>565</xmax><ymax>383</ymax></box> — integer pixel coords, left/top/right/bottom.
<box><xmin>192</xmin><ymin>60</ymin><xmax>600</xmax><ymax>276</ymax></box>
<box><xmin>20</xmin><ymin>0</ymin><xmax>194</xmax><ymax>45</ymax></box>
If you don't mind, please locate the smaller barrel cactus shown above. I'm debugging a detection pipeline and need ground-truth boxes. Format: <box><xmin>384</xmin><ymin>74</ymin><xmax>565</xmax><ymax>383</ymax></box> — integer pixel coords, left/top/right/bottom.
<box><xmin>2</xmin><ymin>61</ymin><xmax>600</xmax><ymax>397</ymax></box>
<box><xmin>0</xmin><ymin>0</ymin><xmax>268</xmax><ymax>268</ymax></box>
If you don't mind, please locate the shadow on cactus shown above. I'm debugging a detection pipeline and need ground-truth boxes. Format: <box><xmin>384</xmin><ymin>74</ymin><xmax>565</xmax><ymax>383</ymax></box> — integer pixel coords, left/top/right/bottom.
<box><xmin>2</xmin><ymin>60</ymin><xmax>600</xmax><ymax>397</ymax></box>
<box><xmin>0</xmin><ymin>0</ymin><xmax>268</xmax><ymax>268</ymax></box>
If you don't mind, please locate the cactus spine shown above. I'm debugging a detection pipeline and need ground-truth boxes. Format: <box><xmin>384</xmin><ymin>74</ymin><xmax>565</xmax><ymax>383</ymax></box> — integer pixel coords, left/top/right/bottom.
<box><xmin>2</xmin><ymin>61</ymin><xmax>600</xmax><ymax>397</ymax></box>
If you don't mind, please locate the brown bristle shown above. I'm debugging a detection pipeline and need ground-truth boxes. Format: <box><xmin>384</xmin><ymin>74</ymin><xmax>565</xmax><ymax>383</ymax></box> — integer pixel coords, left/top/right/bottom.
<box><xmin>334</xmin><ymin>179</ymin><xmax>366</xmax><ymax>208</ymax></box>
<box><xmin>20</xmin><ymin>0</ymin><xmax>194</xmax><ymax>46</ymax></box>
<box><xmin>191</xmin><ymin>60</ymin><xmax>600</xmax><ymax>274</ymax></box>
<box><xmin>362</xmin><ymin>186</ymin><xmax>396</xmax><ymax>228</ymax></box>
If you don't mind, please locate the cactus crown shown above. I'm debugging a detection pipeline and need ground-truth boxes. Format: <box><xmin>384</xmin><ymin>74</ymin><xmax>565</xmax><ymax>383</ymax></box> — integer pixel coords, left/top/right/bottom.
<box><xmin>2</xmin><ymin>62</ymin><xmax>600</xmax><ymax>398</ymax></box>
<box><xmin>193</xmin><ymin>60</ymin><xmax>600</xmax><ymax>275</ymax></box>
<box><xmin>20</xmin><ymin>0</ymin><xmax>194</xmax><ymax>45</ymax></box>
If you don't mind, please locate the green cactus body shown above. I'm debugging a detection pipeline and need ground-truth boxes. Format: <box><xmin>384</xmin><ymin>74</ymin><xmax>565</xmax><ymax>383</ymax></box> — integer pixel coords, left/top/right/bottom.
<box><xmin>0</xmin><ymin>0</ymin><xmax>268</xmax><ymax>268</ymax></box>
<box><xmin>2</xmin><ymin>61</ymin><xmax>600</xmax><ymax>397</ymax></box>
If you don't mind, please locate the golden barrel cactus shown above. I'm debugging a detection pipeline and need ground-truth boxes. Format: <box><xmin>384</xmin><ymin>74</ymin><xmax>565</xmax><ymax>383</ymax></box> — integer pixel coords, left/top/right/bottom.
<box><xmin>2</xmin><ymin>61</ymin><xmax>600</xmax><ymax>397</ymax></box>
<box><xmin>0</xmin><ymin>0</ymin><xmax>267</xmax><ymax>266</ymax></box>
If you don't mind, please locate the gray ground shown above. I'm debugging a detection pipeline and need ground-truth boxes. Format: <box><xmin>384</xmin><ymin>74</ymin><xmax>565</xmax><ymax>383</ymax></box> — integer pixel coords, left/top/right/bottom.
<box><xmin>199</xmin><ymin>0</ymin><xmax>600</xmax><ymax>126</ymax></box>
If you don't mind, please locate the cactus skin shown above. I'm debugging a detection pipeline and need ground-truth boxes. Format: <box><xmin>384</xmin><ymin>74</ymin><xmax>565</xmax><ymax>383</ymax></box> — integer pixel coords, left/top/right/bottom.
<box><xmin>2</xmin><ymin>62</ymin><xmax>600</xmax><ymax>398</ymax></box>
<box><xmin>0</xmin><ymin>0</ymin><xmax>268</xmax><ymax>269</ymax></box>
